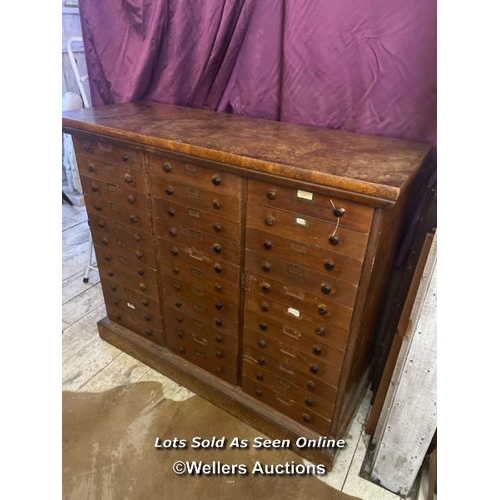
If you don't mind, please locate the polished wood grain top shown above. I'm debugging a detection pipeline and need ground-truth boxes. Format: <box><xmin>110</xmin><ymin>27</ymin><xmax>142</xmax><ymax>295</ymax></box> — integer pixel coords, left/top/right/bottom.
<box><xmin>62</xmin><ymin>101</ymin><xmax>432</xmax><ymax>202</ymax></box>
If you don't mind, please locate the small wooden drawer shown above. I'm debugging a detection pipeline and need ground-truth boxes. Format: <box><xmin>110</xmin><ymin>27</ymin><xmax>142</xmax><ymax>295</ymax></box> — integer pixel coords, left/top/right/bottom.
<box><xmin>163</xmin><ymin>304</ymin><xmax>237</xmax><ymax>337</ymax></box>
<box><xmin>243</xmin><ymin>348</ymin><xmax>339</xmax><ymax>402</ymax></box>
<box><xmin>245</xmin><ymin>251</ymin><xmax>358</xmax><ymax>311</ymax></box>
<box><xmin>98</xmin><ymin>268</ymin><xmax>159</xmax><ymax>301</ymax></box>
<box><xmin>96</xmin><ymin>248</ymin><xmax>157</xmax><ymax>282</ymax></box>
<box><xmin>149</xmin><ymin>153</ymin><xmax>242</xmax><ymax>196</ymax></box>
<box><xmin>153</xmin><ymin>199</ymin><xmax>241</xmax><ymax>242</ymax></box>
<box><xmin>151</xmin><ymin>176</ymin><xmax>242</xmax><ymax>222</ymax></box>
<box><xmin>106</xmin><ymin>305</ymin><xmax>164</xmax><ymax>346</ymax></box>
<box><xmin>164</xmin><ymin>315</ymin><xmax>239</xmax><ymax>353</ymax></box>
<box><xmin>73</xmin><ymin>136</ymin><xmax>144</xmax><ymax>172</ymax></box>
<box><xmin>241</xmin><ymin>360</ymin><xmax>336</xmax><ymax>420</ymax></box>
<box><xmin>246</xmin><ymin>203</ymin><xmax>369</xmax><ymax>260</ymax></box>
<box><xmin>241</xmin><ymin>376</ymin><xmax>332</xmax><ymax>435</ymax></box>
<box><xmin>104</xmin><ymin>294</ymin><xmax>163</xmax><ymax>330</ymax></box>
<box><xmin>243</xmin><ymin>304</ymin><xmax>349</xmax><ymax>353</ymax></box>
<box><xmin>167</xmin><ymin>334</ymin><xmax>238</xmax><ymax>385</ymax></box>
<box><xmin>243</xmin><ymin>327</ymin><xmax>343</xmax><ymax>386</ymax></box>
<box><xmin>243</xmin><ymin>307</ymin><xmax>346</xmax><ymax>363</ymax></box>
<box><xmin>246</xmin><ymin>227</ymin><xmax>363</xmax><ymax>285</ymax></box>
<box><xmin>162</xmin><ymin>275</ymin><xmax>239</xmax><ymax>321</ymax></box>
<box><xmin>101</xmin><ymin>278</ymin><xmax>161</xmax><ymax>314</ymax></box>
<box><xmin>244</xmin><ymin>274</ymin><xmax>354</xmax><ymax>329</ymax></box>
<box><xmin>248</xmin><ymin>179</ymin><xmax>373</xmax><ymax>232</ymax></box>
<box><xmin>158</xmin><ymin>242</ymin><xmax>240</xmax><ymax>286</ymax></box>
<box><xmin>80</xmin><ymin>175</ymin><xmax>150</xmax><ymax>213</ymax></box>
<box><xmin>156</xmin><ymin>229</ymin><xmax>240</xmax><ymax>266</ymax></box>
<box><xmin>85</xmin><ymin>194</ymin><xmax>150</xmax><ymax>232</ymax></box>
<box><xmin>245</xmin><ymin>292</ymin><xmax>352</xmax><ymax>340</ymax></box>
<box><xmin>77</xmin><ymin>157</ymin><xmax>148</xmax><ymax>192</ymax></box>
<box><xmin>88</xmin><ymin>213</ymin><xmax>154</xmax><ymax>249</ymax></box>
<box><xmin>164</xmin><ymin>292</ymin><xmax>239</xmax><ymax>326</ymax></box>
<box><xmin>161</xmin><ymin>269</ymin><xmax>240</xmax><ymax>304</ymax></box>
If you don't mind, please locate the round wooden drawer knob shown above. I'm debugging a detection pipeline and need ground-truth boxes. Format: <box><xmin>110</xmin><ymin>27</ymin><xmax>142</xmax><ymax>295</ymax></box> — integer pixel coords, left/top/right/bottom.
<box><xmin>312</xmin><ymin>346</ymin><xmax>322</xmax><ymax>356</ymax></box>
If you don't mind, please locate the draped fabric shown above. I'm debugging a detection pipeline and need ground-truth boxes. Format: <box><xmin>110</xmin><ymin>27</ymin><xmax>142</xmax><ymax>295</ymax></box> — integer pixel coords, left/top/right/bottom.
<box><xmin>79</xmin><ymin>0</ymin><xmax>436</xmax><ymax>144</ymax></box>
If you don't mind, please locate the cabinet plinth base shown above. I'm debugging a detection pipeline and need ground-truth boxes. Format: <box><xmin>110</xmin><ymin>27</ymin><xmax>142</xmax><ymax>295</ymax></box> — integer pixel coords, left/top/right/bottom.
<box><xmin>97</xmin><ymin>316</ymin><xmax>340</xmax><ymax>469</ymax></box>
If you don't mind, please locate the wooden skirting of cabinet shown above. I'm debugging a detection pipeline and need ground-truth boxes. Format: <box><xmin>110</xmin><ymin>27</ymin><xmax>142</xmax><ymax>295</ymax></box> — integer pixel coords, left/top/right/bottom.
<box><xmin>62</xmin><ymin>101</ymin><xmax>434</xmax><ymax>469</ymax></box>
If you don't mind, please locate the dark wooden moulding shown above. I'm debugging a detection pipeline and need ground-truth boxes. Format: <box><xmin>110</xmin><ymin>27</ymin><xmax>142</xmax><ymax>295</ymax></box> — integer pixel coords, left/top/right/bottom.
<box><xmin>63</xmin><ymin>101</ymin><xmax>433</xmax><ymax>468</ymax></box>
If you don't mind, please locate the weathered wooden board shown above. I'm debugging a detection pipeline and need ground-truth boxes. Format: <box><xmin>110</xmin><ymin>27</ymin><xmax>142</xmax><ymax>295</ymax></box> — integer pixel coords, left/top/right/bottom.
<box><xmin>61</xmin><ymin>283</ymin><xmax>104</xmax><ymax>329</ymax></box>
<box><xmin>343</xmin><ymin>431</ymin><xmax>402</xmax><ymax>500</ymax></box>
<box><xmin>78</xmin><ymin>352</ymin><xmax>151</xmax><ymax>392</ymax></box>
<box><xmin>62</xmin><ymin>336</ymin><xmax>122</xmax><ymax>392</ymax></box>
<box><xmin>62</xmin><ymin>303</ymin><xmax>107</xmax><ymax>362</ymax></box>
<box><xmin>370</xmin><ymin>235</ymin><xmax>437</xmax><ymax>495</ymax></box>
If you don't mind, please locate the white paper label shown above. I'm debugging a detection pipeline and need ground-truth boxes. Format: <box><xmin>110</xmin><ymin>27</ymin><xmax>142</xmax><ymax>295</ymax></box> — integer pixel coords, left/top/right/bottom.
<box><xmin>127</xmin><ymin>302</ymin><xmax>136</xmax><ymax>310</ymax></box>
<box><xmin>297</xmin><ymin>190</ymin><xmax>313</xmax><ymax>201</ymax></box>
<box><xmin>287</xmin><ymin>307</ymin><xmax>301</xmax><ymax>318</ymax></box>
<box><xmin>295</xmin><ymin>217</ymin><xmax>308</xmax><ymax>226</ymax></box>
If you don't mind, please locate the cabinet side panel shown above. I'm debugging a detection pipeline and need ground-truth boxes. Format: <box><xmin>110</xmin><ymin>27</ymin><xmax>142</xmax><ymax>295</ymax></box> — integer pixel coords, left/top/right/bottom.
<box><xmin>332</xmin><ymin>181</ymin><xmax>419</xmax><ymax>438</ymax></box>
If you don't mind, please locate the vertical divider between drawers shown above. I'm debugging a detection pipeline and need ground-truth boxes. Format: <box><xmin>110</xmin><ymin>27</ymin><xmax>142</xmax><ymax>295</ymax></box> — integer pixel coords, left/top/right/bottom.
<box><xmin>237</xmin><ymin>177</ymin><xmax>249</xmax><ymax>387</ymax></box>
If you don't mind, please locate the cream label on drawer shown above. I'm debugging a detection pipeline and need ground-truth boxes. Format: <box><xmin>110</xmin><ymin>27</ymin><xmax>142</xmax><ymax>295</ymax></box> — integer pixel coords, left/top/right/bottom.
<box><xmin>247</xmin><ymin>179</ymin><xmax>374</xmax><ymax>232</ymax></box>
<box><xmin>296</xmin><ymin>190</ymin><xmax>314</xmax><ymax>201</ymax></box>
<box><xmin>287</xmin><ymin>307</ymin><xmax>301</xmax><ymax>318</ymax></box>
<box><xmin>246</xmin><ymin>204</ymin><xmax>369</xmax><ymax>260</ymax></box>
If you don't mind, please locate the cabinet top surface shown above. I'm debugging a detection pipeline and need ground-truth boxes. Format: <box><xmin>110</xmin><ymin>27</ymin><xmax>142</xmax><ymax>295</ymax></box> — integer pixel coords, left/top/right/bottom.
<box><xmin>62</xmin><ymin>101</ymin><xmax>432</xmax><ymax>202</ymax></box>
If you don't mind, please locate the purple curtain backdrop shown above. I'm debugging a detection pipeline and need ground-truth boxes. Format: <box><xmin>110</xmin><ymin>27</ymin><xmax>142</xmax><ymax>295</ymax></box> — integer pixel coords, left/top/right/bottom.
<box><xmin>79</xmin><ymin>0</ymin><xmax>436</xmax><ymax>144</ymax></box>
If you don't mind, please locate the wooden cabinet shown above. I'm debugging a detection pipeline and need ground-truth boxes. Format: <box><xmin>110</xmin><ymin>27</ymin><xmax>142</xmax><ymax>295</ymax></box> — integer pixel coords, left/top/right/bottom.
<box><xmin>62</xmin><ymin>101</ymin><xmax>433</xmax><ymax>467</ymax></box>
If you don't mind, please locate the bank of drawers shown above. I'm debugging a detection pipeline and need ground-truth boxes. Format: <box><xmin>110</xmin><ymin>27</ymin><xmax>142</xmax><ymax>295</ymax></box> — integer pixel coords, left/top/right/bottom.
<box><xmin>150</xmin><ymin>152</ymin><xmax>243</xmax><ymax>381</ymax></box>
<box><xmin>241</xmin><ymin>179</ymin><xmax>374</xmax><ymax>433</ymax></box>
<box><xmin>74</xmin><ymin>135</ymin><xmax>378</xmax><ymax>433</ymax></box>
<box><xmin>74</xmin><ymin>136</ymin><xmax>163</xmax><ymax>345</ymax></box>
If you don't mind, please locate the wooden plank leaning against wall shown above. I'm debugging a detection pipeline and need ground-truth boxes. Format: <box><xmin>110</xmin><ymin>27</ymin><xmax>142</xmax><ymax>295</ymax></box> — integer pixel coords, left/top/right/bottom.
<box><xmin>370</xmin><ymin>232</ymin><xmax>437</xmax><ymax>496</ymax></box>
